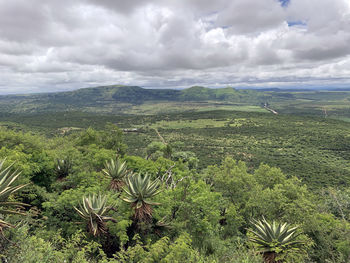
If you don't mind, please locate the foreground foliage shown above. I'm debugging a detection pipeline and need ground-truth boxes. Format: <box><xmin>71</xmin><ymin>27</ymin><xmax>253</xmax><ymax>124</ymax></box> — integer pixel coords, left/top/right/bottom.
<box><xmin>0</xmin><ymin>125</ymin><xmax>349</xmax><ymax>262</ymax></box>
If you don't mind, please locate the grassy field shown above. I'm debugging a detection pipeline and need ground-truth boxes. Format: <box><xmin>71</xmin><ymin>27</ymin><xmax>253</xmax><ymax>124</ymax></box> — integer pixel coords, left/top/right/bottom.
<box><xmin>271</xmin><ymin>91</ymin><xmax>350</xmax><ymax>121</ymax></box>
<box><xmin>128</xmin><ymin>102</ymin><xmax>269</xmax><ymax>114</ymax></box>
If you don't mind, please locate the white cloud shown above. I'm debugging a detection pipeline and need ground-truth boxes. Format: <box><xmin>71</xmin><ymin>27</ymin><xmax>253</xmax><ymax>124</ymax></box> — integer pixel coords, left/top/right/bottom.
<box><xmin>0</xmin><ymin>0</ymin><xmax>350</xmax><ymax>94</ymax></box>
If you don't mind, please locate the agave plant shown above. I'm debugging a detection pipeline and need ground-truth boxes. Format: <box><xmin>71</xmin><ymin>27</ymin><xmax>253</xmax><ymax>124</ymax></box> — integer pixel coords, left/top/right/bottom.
<box><xmin>103</xmin><ymin>157</ymin><xmax>130</xmax><ymax>190</ymax></box>
<box><xmin>122</xmin><ymin>173</ymin><xmax>161</xmax><ymax>222</ymax></box>
<box><xmin>55</xmin><ymin>159</ymin><xmax>72</xmax><ymax>179</ymax></box>
<box><xmin>74</xmin><ymin>193</ymin><xmax>116</xmax><ymax>236</ymax></box>
<box><xmin>0</xmin><ymin>159</ymin><xmax>28</xmax><ymax>235</ymax></box>
<box><xmin>247</xmin><ymin>217</ymin><xmax>305</xmax><ymax>263</ymax></box>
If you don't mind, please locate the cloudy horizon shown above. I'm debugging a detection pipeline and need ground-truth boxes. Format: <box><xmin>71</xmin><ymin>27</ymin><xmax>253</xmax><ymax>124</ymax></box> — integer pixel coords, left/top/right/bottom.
<box><xmin>1</xmin><ymin>0</ymin><xmax>350</xmax><ymax>94</ymax></box>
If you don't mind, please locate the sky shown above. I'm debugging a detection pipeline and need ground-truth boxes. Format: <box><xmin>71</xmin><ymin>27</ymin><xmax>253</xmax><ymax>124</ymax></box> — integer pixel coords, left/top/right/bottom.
<box><xmin>0</xmin><ymin>0</ymin><xmax>350</xmax><ymax>94</ymax></box>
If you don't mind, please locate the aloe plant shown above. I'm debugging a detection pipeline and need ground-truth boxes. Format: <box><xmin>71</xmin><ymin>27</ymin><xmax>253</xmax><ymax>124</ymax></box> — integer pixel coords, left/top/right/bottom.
<box><xmin>55</xmin><ymin>159</ymin><xmax>72</xmax><ymax>179</ymax></box>
<box><xmin>103</xmin><ymin>157</ymin><xmax>130</xmax><ymax>190</ymax></box>
<box><xmin>122</xmin><ymin>173</ymin><xmax>161</xmax><ymax>222</ymax></box>
<box><xmin>74</xmin><ymin>193</ymin><xmax>116</xmax><ymax>236</ymax></box>
<box><xmin>248</xmin><ymin>217</ymin><xmax>305</xmax><ymax>263</ymax></box>
<box><xmin>0</xmin><ymin>159</ymin><xmax>28</xmax><ymax>235</ymax></box>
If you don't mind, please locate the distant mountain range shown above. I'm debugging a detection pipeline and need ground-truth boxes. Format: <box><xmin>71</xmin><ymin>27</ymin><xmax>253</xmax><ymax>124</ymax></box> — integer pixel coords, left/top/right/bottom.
<box><xmin>0</xmin><ymin>85</ymin><xmax>273</xmax><ymax>113</ymax></box>
<box><xmin>0</xmin><ymin>85</ymin><xmax>348</xmax><ymax>114</ymax></box>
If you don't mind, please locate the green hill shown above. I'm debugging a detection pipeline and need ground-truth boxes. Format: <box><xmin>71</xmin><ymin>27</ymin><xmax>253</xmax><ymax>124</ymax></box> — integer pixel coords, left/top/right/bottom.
<box><xmin>0</xmin><ymin>85</ymin><xmax>277</xmax><ymax>113</ymax></box>
<box><xmin>0</xmin><ymin>85</ymin><xmax>350</xmax><ymax>119</ymax></box>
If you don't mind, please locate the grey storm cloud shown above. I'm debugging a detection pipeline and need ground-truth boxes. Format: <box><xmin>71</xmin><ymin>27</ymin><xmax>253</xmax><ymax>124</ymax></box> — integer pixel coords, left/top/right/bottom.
<box><xmin>0</xmin><ymin>0</ymin><xmax>350</xmax><ymax>94</ymax></box>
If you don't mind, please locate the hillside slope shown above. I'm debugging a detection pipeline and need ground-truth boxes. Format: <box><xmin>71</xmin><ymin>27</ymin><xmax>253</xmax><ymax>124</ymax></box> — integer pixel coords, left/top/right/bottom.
<box><xmin>0</xmin><ymin>85</ymin><xmax>349</xmax><ymax>118</ymax></box>
<box><xmin>0</xmin><ymin>85</ymin><xmax>277</xmax><ymax>113</ymax></box>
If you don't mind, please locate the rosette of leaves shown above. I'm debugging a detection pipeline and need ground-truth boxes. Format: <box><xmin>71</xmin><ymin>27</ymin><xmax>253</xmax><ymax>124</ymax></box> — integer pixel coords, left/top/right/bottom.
<box><xmin>122</xmin><ymin>173</ymin><xmax>161</xmax><ymax>222</ymax></box>
<box><xmin>74</xmin><ymin>194</ymin><xmax>116</xmax><ymax>236</ymax></box>
<box><xmin>55</xmin><ymin>159</ymin><xmax>72</xmax><ymax>179</ymax></box>
<box><xmin>103</xmin><ymin>157</ymin><xmax>130</xmax><ymax>191</ymax></box>
<box><xmin>0</xmin><ymin>159</ymin><xmax>28</xmax><ymax>235</ymax></box>
<box><xmin>247</xmin><ymin>217</ymin><xmax>306</xmax><ymax>263</ymax></box>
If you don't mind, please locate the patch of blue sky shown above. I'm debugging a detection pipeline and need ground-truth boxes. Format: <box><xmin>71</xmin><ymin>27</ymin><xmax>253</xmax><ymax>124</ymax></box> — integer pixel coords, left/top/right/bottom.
<box><xmin>279</xmin><ymin>0</ymin><xmax>290</xmax><ymax>7</ymax></box>
<box><xmin>287</xmin><ymin>20</ymin><xmax>307</xmax><ymax>27</ymax></box>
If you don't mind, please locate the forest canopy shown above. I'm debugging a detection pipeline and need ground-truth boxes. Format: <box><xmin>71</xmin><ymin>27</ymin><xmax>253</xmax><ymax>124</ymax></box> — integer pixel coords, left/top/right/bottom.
<box><xmin>0</xmin><ymin>124</ymin><xmax>349</xmax><ymax>263</ymax></box>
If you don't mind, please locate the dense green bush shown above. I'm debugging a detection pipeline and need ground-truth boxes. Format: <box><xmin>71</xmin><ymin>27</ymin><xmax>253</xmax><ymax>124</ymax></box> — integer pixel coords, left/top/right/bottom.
<box><xmin>0</xmin><ymin>125</ymin><xmax>350</xmax><ymax>262</ymax></box>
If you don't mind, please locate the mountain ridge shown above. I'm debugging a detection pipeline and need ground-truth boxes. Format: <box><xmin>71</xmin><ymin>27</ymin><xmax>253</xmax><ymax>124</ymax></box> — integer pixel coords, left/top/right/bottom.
<box><xmin>1</xmin><ymin>84</ymin><xmax>349</xmax><ymax>115</ymax></box>
<box><xmin>0</xmin><ymin>85</ymin><xmax>275</xmax><ymax>113</ymax></box>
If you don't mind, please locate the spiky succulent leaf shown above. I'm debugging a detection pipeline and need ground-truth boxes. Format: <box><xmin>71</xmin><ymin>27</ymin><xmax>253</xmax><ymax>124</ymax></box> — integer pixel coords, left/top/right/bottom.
<box><xmin>0</xmin><ymin>159</ymin><xmax>28</xmax><ymax>235</ymax></box>
<box><xmin>0</xmin><ymin>218</ymin><xmax>14</xmax><ymax>233</ymax></box>
<box><xmin>0</xmin><ymin>160</ymin><xmax>28</xmax><ymax>201</ymax></box>
<box><xmin>143</xmin><ymin>199</ymin><xmax>161</xmax><ymax>206</ymax></box>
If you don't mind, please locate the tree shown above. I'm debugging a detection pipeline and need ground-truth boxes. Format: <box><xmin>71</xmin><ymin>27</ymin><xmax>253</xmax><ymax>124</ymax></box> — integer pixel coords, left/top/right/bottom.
<box><xmin>76</xmin><ymin>124</ymin><xmax>127</xmax><ymax>155</ymax></box>
<box><xmin>172</xmin><ymin>151</ymin><xmax>198</xmax><ymax>169</ymax></box>
<box><xmin>0</xmin><ymin>159</ymin><xmax>28</xmax><ymax>235</ymax></box>
<box><xmin>146</xmin><ymin>142</ymin><xmax>166</xmax><ymax>160</ymax></box>
<box><xmin>122</xmin><ymin>173</ymin><xmax>161</xmax><ymax>222</ymax></box>
<box><xmin>74</xmin><ymin>194</ymin><xmax>116</xmax><ymax>236</ymax></box>
<box><xmin>102</xmin><ymin>123</ymin><xmax>127</xmax><ymax>154</ymax></box>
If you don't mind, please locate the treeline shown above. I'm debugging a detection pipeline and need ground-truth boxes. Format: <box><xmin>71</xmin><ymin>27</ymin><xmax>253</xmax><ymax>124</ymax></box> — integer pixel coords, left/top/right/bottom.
<box><xmin>0</xmin><ymin>125</ymin><xmax>350</xmax><ymax>262</ymax></box>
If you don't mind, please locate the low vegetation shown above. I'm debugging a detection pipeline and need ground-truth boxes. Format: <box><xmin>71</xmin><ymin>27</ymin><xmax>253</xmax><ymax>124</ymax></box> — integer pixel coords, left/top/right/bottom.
<box><xmin>0</xmin><ymin>122</ymin><xmax>349</xmax><ymax>262</ymax></box>
<box><xmin>0</xmin><ymin>86</ymin><xmax>349</xmax><ymax>262</ymax></box>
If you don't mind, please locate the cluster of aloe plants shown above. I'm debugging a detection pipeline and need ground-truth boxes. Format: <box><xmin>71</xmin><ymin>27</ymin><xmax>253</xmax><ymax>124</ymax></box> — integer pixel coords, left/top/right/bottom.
<box><xmin>72</xmin><ymin>156</ymin><xmax>307</xmax><ymax>263</ymax></box>
<box><xmin>2</xmin><ymin>151</ymin><xmax>309</xmax><ymax>263</ymax></box>
<box><xmin>74</xmin><ymin>157</ymin><xmax>162</xmax><ymax>236</ymax></box>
